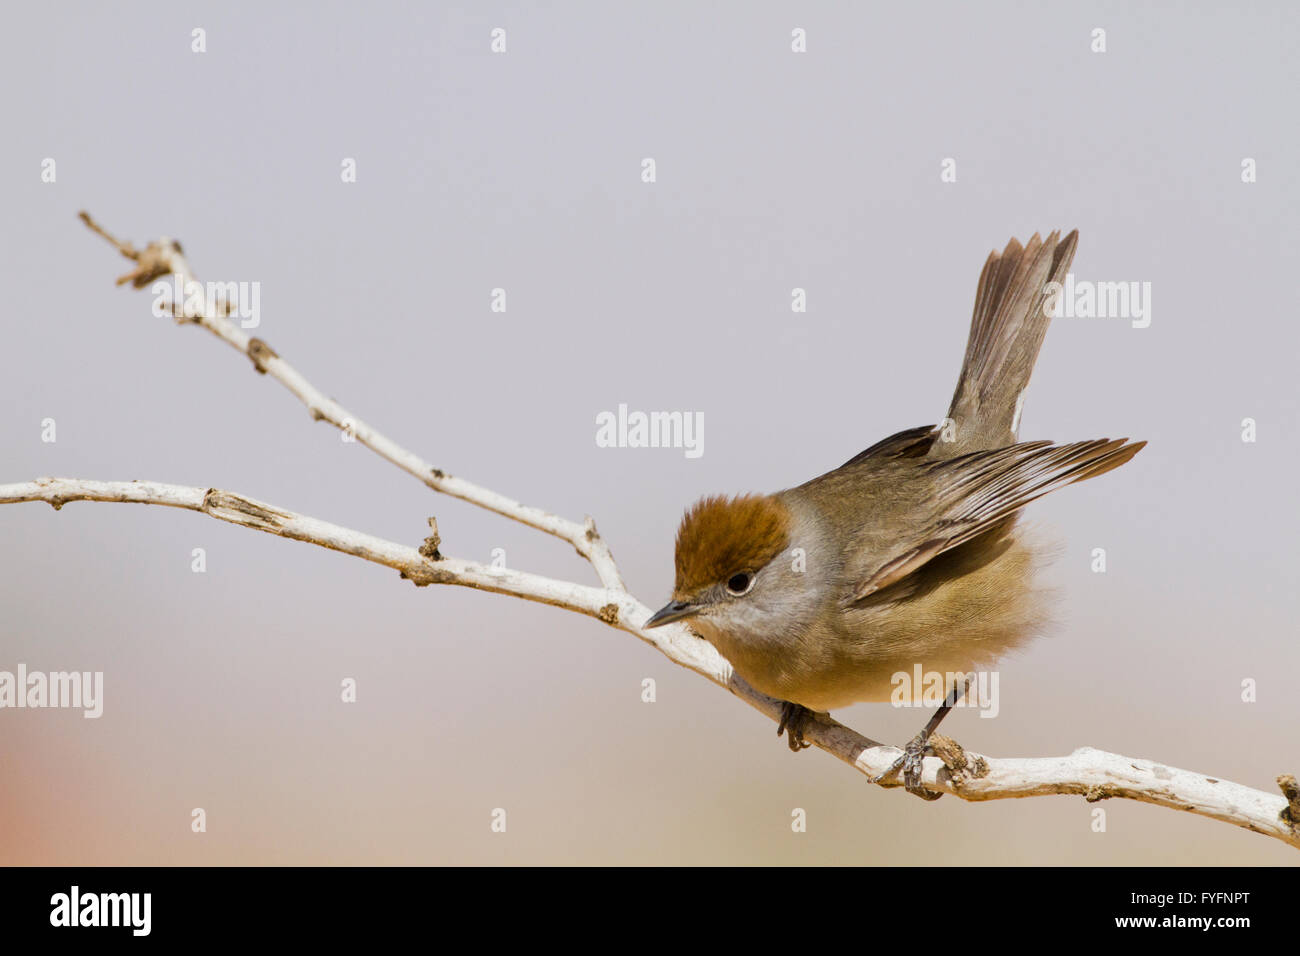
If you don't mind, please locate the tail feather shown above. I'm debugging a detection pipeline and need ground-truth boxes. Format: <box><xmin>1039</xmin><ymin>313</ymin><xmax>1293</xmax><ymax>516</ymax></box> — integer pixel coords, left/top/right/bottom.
<box><xmin>940</xmin><ymin>230</ymin><xmax>1078</xmax><ymax>454</ymax></box>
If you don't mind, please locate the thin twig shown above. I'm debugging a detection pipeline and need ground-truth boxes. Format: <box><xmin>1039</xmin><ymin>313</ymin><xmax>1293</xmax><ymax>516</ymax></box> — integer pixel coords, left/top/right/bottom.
<box><xmin>76</xmin><ymin>211</ymin><xmax>623</xmax><ymax>590</ymax></box>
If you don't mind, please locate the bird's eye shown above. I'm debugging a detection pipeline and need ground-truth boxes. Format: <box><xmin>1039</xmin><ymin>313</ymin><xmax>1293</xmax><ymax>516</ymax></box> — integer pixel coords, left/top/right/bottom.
<box><xmin>725</xmin><ymin>572</ymin><xmax>755</xmax><ymax>596</ymax></box>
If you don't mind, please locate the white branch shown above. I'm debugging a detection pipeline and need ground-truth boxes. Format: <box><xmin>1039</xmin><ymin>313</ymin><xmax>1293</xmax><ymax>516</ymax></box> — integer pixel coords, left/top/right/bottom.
<box><xmin>13</xmin><ymin>215</ymin><xmax>1290</xmax><ymax>853</ymax></box>
<box><xmin>76</xmin><ymin>212</ymin><xmax>624</xmax><ymax>591</ymax></box>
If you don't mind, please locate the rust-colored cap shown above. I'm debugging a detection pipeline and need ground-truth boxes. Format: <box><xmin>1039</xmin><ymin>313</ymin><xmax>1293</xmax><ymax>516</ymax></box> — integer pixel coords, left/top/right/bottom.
<box><xmin>673</xmin><ymin>494</ymin><xmax>791</xmax><ymax>597</ymax></box>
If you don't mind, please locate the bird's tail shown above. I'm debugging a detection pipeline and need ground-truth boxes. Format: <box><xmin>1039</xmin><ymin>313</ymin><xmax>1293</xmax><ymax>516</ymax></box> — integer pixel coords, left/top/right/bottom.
<box><xmin>939</xmin><ymin>230</ymin><xmax>1077</xmax><ymax>454</ymax></box>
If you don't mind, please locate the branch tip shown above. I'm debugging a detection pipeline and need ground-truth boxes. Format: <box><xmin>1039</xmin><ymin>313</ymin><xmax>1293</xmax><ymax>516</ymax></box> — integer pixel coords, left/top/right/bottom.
<box><xmin>78</xmin><ymin>210</ymin><xmax>137</xmax><ymax>260</ymax></box>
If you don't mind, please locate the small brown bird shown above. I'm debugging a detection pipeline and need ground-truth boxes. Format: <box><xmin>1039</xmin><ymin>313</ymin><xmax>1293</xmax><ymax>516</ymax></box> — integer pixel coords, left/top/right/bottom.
<box><xmin>645</xmin><ymin>231</ymin><xmax>1144</xmax><ymax>796</ymax></box>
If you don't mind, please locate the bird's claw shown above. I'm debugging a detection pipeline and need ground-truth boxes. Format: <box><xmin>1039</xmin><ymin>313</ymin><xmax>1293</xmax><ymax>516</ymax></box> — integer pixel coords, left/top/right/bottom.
<box><xmin>870</xmin><ymin>730</ymin><xmax>944</xmax><ymax>800</ymax></box>
<box><xmin>777</xmin><ymin>701</ymin><xmax>813</xmax><ymax>752</ymax></box>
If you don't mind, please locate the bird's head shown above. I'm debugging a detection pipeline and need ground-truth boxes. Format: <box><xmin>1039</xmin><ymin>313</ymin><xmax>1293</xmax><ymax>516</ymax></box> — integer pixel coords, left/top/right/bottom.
<box><xmin>644</xmin><ymin>493</ymin><xmax>796</xmax><ymax>632</ymax></box>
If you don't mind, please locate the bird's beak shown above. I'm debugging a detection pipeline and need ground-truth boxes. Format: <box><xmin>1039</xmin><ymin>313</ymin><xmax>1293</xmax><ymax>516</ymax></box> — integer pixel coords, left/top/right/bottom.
<box><xmin>644</xmin><ymin>600</ymin><xmax>700</xmax><ymax>629</ymax></box>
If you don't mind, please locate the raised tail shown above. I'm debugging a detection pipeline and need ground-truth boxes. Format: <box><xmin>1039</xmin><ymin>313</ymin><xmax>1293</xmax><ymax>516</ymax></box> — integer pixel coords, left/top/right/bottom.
<box><xmin>939</xmin><ymin>230</ymin><xmax>1077</xmax><ymax>455</ymax></box>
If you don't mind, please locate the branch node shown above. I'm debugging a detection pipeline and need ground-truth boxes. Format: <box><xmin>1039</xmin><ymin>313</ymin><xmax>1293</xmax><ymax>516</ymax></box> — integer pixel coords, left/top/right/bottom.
<box><xmin>929</xmin><ymin>733</ymin><xmax>966</xmax><ymax>777</ymax></box>
<box><xmin>113</xmin><ymin>238</ymin><xmax>179</xmax><ymax>289</ymax></box>
<box><xmin>928</xmin><ymin>733</ymin><xmax>989</xmax><ymax>783</ymax></box>
<box><xmin>400</xmin><ymin>560</ymin><xmax>448</xmax><ymax>588</ymax></box>
<box><xmin>1084</xmin><ymin>785</ymin><xmax>1112</xmax><ymax>803</ymax></box>
<box><xmin>597</xmin><ymin>603</ymin><xmax>620</xmax><ymax>625</ymax></box>
<box><xmin>1278</xmin><ymin>774</ymin><xmax>1300</xmax><ymax>828</ymax></box>
<box><xmin>419</xmin><ymin>517</ymin><xmax>443</xmax><ymax>561</ymax></box>
<box><xmin>202</xmin><ymin>489</ymin><xmax>291</xmax><ymax>532</ymax></box>
<box><xmin>247</xmin><ymin>337</ymin><xmax>279</xmax><ymax>375</ymax></box>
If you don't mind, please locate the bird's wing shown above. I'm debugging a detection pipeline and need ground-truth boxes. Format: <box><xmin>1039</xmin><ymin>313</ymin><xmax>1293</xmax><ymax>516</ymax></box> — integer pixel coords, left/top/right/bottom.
<box><xmin>838</xmin><ymin>424</ymin><xmax>938</xmax><ymax>468</ymax></box>
<box><xmin>844</xmin><ymin>437</ymin><xmax>1145</xmax><ymax>604</ymax></box>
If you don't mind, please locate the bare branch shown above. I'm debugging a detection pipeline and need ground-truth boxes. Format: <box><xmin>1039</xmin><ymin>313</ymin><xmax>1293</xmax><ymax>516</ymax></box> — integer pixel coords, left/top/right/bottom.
<box><xmin>77</xmin><ymin>211</ymin><xmax>623</xmax><ymax>590</ymax></box>
<box><xmin>0</xmin><ymin>477</ymin><xmax>616</xmax><ymax>619</ymax></box>
<box><xmin>21</xmin><ymin>215</ymin><xmax>1289</xmax><ymax>852</ymax></box>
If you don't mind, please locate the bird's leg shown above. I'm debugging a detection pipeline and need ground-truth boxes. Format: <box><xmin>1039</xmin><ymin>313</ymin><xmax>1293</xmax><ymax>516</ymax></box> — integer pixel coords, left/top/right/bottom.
<box><xmin>870</xmin><ymin>676</ymin><xmax>974</xmax><ymax>799</ymax></box>
<box><xmin>776</xmin><ymin>701</ymin><xmax>813</xmax><ymax>752</ymax></box>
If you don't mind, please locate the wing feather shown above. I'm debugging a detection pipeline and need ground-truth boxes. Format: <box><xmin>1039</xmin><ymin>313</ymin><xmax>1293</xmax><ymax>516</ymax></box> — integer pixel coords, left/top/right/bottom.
<box><xmin>847</xmin><ymin>437</ymin><xmax>1145</xmax><ymax>602</ymax></box>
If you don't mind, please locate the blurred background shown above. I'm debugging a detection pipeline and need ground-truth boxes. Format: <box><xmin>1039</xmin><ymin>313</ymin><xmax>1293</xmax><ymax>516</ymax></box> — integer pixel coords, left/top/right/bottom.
<box><xmin>1</xmin><ymin>1</ymin><xmax>1297</xmax><ymax>864</ymax></box>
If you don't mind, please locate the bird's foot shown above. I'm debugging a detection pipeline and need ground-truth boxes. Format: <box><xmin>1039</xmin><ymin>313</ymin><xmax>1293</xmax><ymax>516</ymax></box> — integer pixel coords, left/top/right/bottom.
<box><xmin>776</xmin><ymin>701</ymin><xmax>813</xmax><ymax>752</ymax></box>
<box><xmin>870</xmin><ymin>729</ymin><xmax>944</xmax><ymax>800</ymax></box>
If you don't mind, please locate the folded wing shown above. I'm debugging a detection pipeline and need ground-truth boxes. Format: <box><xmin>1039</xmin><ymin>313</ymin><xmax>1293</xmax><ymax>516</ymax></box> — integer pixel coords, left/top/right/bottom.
<box><xmin>846</xmin><ymin>437</ymin><xmax>1145</xmax><ymax>603</ymax></box>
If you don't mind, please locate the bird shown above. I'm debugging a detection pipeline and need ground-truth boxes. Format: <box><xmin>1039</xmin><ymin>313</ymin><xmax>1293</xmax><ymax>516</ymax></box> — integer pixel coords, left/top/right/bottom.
<box><xmin>644</xmin><ymin>230</ymin><xmax>1144</xmax><ymax>797</ymax></box>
